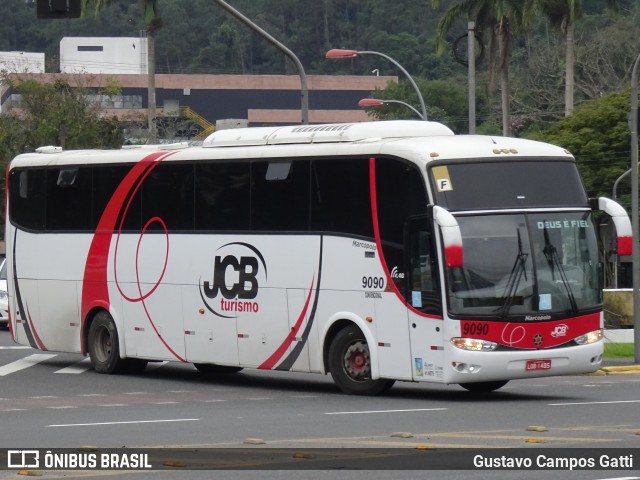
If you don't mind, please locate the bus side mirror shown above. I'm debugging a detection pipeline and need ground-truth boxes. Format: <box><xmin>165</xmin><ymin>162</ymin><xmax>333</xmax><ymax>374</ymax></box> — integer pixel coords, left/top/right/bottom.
<box><xmin>591</xmin><ymin>197</ymin><xmax>632</xmax><ymax>256</ymax></box>
<box><xmin>432</xmin><ymin>205</ymin><xmax>463</xmax><ymax>268</ymax></box>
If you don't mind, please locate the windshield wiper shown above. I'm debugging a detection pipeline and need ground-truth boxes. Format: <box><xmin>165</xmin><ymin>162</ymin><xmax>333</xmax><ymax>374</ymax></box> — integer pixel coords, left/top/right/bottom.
<box><xmin>543</xmin><ymin>227</ymin><xmax>578</xmax><ymax>314</ymax></box>
<box><xmin>499</xmin><ymin>229</ymin><xmax>528</xmax><ymax>319</ymax></box>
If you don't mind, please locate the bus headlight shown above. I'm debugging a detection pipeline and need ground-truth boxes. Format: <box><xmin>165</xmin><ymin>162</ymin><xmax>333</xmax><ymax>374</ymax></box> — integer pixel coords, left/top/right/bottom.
<box><xmin>574</xmin><ymin>329</ymin><xmax>603</xmax><ymax>345</ymax></box>
<box><xmin>451</xmin><ymin>338</ymin><xmax>498</xmax><ymax>351</ymax></box>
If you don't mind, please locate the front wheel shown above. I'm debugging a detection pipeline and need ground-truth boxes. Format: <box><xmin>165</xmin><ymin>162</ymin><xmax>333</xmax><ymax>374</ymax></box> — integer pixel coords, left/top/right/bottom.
<box><xmin>328</xmin><ymin>325</ymin><xmax>395</xmax><ymax>395</ymax></box>
<box><xmin>459</xmin><ymin>380</ymin><xmax>509</xmax><ymax>392</ymax></box>
<box><xmin>88</xmin><ymin>311</ymin><xmax>127</xmax><ymax>374</ymax></box>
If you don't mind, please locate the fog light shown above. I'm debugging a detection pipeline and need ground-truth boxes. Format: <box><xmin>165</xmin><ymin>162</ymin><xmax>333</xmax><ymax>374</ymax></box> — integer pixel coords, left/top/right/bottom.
<box><xmin>451</xmin><ymin>337</ymin><xmax>498</xmax><ymax>351</ymax></box>
<box><xmin>575</xmin><ymin>329</ymin><xmax>603</xmax><ymax>345</ymax></box>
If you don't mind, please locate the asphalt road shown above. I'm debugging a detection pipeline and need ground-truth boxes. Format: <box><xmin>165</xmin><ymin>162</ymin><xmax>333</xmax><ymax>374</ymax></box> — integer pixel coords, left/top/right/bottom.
<box><xmin>0</xmin><ymin>329</ymin><xmax>639</xmax><ymax>480</ymax></box>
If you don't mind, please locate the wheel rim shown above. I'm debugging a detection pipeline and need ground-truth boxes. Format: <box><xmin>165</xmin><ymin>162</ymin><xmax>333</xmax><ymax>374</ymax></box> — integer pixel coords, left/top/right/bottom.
<box><xmin>342</xmin><ymin>340</ymin><xmax>371</xmax><ymax>382</ymax></box>
<box><xmin>94</xmin><ymin>325</ymin><xmax>112</xmax><ymax>363</ymax></box>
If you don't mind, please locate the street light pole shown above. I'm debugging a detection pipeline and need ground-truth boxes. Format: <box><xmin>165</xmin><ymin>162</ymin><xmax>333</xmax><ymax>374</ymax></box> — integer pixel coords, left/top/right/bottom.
<box><xmin>212</xmin><ymin>0</ymin><xmax>308</xmax><ymax>124</ymax></box>
<box><xmin>468</xmin><ymin>21</ymin><xmax>476</xmax><ymax>134</ymax></box>
<box><xmin>631</xmin><ymin>53</ymin><xmax>640</xmax><ymax>363</ymax></box>
<box><xmin>326</xmin><ymin>49</ymin><xmax>427</xmax><ymax>120</ymax></box>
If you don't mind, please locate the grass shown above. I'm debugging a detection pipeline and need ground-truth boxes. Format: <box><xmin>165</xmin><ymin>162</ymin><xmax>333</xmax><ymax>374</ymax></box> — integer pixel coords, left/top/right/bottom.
<box><xmin>603</xmin><ymin>343</ymin><xmax>635</xmax><ymax>358</ymax></box>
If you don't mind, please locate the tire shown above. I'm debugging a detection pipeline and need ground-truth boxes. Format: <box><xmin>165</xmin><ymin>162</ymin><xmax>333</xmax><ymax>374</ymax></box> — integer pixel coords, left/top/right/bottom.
<box><xmin>459</xmin><ymin>380</ymin><xmax>509</xmax><ymax>392</ymax></box>
<box><xmin>194</xmin><ymin>363</ymin><xmax>243</xmax><ymax>375</ymax></box>
<box><xmin>328</xmin><ymin>325</ymin><xmax>395</xmax><ymax>395</ymax></box>
<box><xmin>88</xmin><ymin>311</ymin><xmax>127</xmax><ymax>374</ymax></box>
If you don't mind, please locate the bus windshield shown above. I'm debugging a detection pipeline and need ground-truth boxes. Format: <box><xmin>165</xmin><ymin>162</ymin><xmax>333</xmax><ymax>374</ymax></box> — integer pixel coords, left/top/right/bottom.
<box><xmin>446</xmin><ymin>212</ymin><xmax>601</xmax><ymax>319</ymax></box>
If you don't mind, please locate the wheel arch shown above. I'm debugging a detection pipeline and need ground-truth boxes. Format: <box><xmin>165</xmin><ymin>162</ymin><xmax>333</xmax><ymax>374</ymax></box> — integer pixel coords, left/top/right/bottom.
<box><xmin>320</xmin><ymin>314</ymin><xmax>380</xmax><ymax>380</ymax></box>
<box><xmin>81</xmin><ymin>304</ymin><xmax>126</xmax><ymax>358</ymax></box>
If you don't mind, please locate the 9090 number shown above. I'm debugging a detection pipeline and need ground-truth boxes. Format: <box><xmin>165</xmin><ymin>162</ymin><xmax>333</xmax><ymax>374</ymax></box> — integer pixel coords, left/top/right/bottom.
<box><xmin>362</xmin><ymin>276</ymin><xmax>385</xmax><ymax>289</ymax></box>
<box><xmin>462</xmin><ymin>322</ymin><xmax>490</xmax><ymax>336</ymax></box>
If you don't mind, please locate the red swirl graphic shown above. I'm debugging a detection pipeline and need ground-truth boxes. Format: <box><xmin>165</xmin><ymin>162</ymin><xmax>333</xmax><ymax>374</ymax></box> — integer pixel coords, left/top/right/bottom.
<box><xmin>81</xmin><ymin>151</ymin><xmax>185</xmax><ymax>361</ymax></box>
<box><xmin>500</xmin><ymin>323</ymin><xmax>526</xmax><ymax>346</ymax></box>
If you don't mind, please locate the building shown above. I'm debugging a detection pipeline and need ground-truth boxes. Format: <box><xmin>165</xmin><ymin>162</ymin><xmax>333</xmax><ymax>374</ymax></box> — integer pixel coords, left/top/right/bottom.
<box><xmin>0</xmin><ymin>51</ymin><xmax>45</xmax><ymax>73</ymax></box>
<box><xmin>60</xmin><ymin>37</ymin><xmax>147</xmax><ymax>74</ymax></box>
<box><xmin>1</xmin><ymin>36</ymin><xmax>397</xmax><ymax>136</ymax></box>
<box><xmin>1</xmin><ymin>72</ymin><xmax>396</xmax><ymax>135</ymax></box>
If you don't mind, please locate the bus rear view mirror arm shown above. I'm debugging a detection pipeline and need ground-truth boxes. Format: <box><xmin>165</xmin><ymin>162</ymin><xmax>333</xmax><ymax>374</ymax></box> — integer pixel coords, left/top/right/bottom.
<box><xmin>432</xmin><ymin>205</ymin><xmax>464</xmax><ymax>268</ymax></box>
<box><xmin>591</xmin><ymin>197</ymin><xmax>633</xmax><ymax>256</ymax></box>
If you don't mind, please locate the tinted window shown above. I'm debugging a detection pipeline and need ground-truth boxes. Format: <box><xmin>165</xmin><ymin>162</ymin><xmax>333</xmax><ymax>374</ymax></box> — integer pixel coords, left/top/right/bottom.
<box><xmin>46</xmin><ymin>167</ymin><xmax>92</xmax><ymax>230</ymax></box>
<box><xmin>251</xmin><ymin>160</ymin><xmax>309</xmax><ymax>231</ymax></box>
<box><xmin>375</xmin><ymin>157</ymin><xmax>428</xmax><ymax>293</ymax></box>
<box><xmin>195</xmin><ymin>162</ymin><xmax>250</xmax><ymax>231</ymax></box>
<box><xmin>311</xmin><ymin>158</ymin><xmax>373</xmax><ymax>238</ymax></box>
<box><xmin>376</xmin><ymin>158</ymin><xmax>428</xmax><ymax>245</ymax></box>
<box><xmin>8</xmin><ymin>169</ymin><xmax>46</xmax><ymax>231</ymax></box>
<box><xmin>142</xmin><ymin>163</ymin><xmax>194</xmax><ymax>231</ymax></box>
<box><xmin>430</xmin><ymin>160</ymin><xmax>588</xmax><ymax>211</ymax></box>
<box><xmin>93</xmin><ymin>165</ymin><xmax>140</xmax><ymax>231</ymax></box>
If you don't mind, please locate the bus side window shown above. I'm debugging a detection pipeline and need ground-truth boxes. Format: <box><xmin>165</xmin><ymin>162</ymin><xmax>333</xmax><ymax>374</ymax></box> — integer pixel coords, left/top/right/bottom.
<box><xmin>9</xmin><ymin>168</ymin><xmax>46</xmax><ymax>231</ymax></box>
<box><xmin>405</xmin><ymin>216</ymin><xmax>441</xmax><ymax>315</ymax></box>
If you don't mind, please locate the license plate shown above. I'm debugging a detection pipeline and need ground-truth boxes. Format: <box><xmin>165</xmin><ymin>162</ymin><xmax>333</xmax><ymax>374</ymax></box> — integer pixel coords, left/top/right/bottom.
<box><xmin>526</xmin><ymin>359</ymin><xmax>551</xmax><ymax>371</ymax></box>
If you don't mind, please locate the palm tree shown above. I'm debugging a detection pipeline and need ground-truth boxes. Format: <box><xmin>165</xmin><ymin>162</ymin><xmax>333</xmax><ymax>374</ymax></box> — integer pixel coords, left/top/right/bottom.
<box><xmin>432</xmin><ymin>0</ymin><xmax>525</xmax><ymax>136</ymax></box>
<box><xmin>82</xmin><ymin>0</ymin><xmax>161</xmax><ymax>142</ymax></box>
<box><xmin>528</xmin><ymin>0</ymin><xmax>619</xmax><ymax>117</ymax></box>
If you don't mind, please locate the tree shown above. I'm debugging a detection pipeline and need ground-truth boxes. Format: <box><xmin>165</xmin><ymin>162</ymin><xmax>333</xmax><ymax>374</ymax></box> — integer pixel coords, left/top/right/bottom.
<box><xmin>82</xmin><ymin>0</ymin><xmax>161</xmax><ymax>142</ymax></box>
<box><xmin>526</xmin><ymin>91</ymin><xmax>630</xmax><ymax>207</ymax></box>
<box><xmin>528</xmin><ymin>0</ymin><xmax>619</xmax><ymax>117</ymax></box>
<box><xmin>431</xmin><ymin>0</ymin><xmax>525</xmax><ymax>136</ymax></box>
<box><xmin>0</xmin><ymin>74</ymin><xmax>123</xmax><ymax>150</ymax></box>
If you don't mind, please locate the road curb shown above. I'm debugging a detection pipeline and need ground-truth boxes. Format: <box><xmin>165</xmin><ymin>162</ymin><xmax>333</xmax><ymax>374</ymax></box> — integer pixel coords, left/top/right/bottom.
<box><xmin>598</xmin><ymin>365</ymin><xmax>640</xmax><ymax>374</ymax></box>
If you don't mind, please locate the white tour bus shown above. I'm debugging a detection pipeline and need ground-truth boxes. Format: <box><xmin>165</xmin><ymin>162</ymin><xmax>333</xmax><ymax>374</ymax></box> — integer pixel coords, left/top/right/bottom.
<box><xmin>5</xmin><ymin>120</ymin><xmax>632</xmax><ymax>394</ymax></box>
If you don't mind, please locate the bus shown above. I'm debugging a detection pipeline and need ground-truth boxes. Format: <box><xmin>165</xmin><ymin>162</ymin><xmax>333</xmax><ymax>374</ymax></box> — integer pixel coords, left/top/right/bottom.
<box><xmin>5</xmin><ymin>120</ymin><xmax>632</xmax><ymax>395</ymax></box>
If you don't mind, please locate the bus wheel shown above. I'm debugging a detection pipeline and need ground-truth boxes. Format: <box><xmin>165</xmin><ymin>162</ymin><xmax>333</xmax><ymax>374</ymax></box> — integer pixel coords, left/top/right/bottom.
<box><xmin>459</xmin><ymin>380</ymin><xmax>508</xmax><ymax>392</ymax></box>
<box><xmin>194</xmin><ymin>363</ymin><xmax>243</xmax><ymax>374</ymax></box>
<box><xmin>328</xmin><ymin>325</ymin><xmax>395</xmax><ymax>395</ymax></box>
<box><xmin>88</xmin><ymin>312</ymin><xmax>127</xmax><ymax>374</ymax></box>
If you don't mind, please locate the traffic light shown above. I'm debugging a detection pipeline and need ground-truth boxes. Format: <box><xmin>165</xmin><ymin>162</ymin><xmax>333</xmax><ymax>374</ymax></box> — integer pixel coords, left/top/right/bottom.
<box><xmin>36</xmin><ymin>0</ymin><xmax>81</xmax><ymax>19</ymax></box>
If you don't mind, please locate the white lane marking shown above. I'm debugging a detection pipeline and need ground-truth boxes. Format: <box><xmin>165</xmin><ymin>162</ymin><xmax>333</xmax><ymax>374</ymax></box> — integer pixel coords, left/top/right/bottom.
<box><xmin>594</xmin><ymin>477</ymin><xmax>640</xmax><ymax>480</ymax></box>
<box><xmin>54</xmin><ymin>358</ymin><xmax>92</xmax><ymax>374</ymax></box>
<box><xmin>0</xmin><ymin>346</ymin><xmax>32</xmax><ymax>350</ymax></box>
<box><xmin>47</xmin><ymin>418</ymin><xmax>200</xmax><ymax>427</ymax></box>
<box><xmin>324</xmin><ymin>408</ymin><xmax>448</xmax><ymax>415</ymax></box>
<box><xmin>549</xmin><ymin>400</ymin><xmax>640</xmax><ymax>406</ymax></box>
<box><xmin>0</xmin><ymin>354</ymin><xmax>57</xmax><ymax>376</ymax></box>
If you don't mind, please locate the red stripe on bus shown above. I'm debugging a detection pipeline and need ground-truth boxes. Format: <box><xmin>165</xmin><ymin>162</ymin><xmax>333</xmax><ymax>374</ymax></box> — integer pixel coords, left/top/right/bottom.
<box><xmin>80</xmin><ymin>151</ymin><xmax>178</xmax><ymax>357</ymax></box>
<box><xmin>26</xmin><ymin>305</ymin><xmax>47</xmax><ymax>351</ymax></box>
<box><xmin>258</xmin><ymin>277</ymin><xmax>315</xmax><ymax>370</ymax></box>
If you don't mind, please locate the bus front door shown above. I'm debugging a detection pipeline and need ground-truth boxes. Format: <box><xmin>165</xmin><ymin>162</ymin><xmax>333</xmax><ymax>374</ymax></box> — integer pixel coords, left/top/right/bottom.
<box><xmin>405</xmin><ymin>216</ymin><xmax>445</xmax><ymax>382</ymax></box>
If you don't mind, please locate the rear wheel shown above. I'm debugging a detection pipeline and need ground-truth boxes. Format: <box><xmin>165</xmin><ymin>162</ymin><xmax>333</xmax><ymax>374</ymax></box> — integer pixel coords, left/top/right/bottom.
<box><xmin>328</xmin><ymin>325</ymin><xmax>395</xmax><ymax>395</ymax></box>
<box><xmin>88</xmin><ymin>311</ymin><xmax>127</xmax><ymax>374</ymax></box>
<box><xmin>459</xmin><ymin>380</ymin><xmax>509</xmax><ymax>392</ymax></box>
<box><xmin>194</xmin><ymin>363</ymin><xmax>243</xmax><ymax>375</ymax></box>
